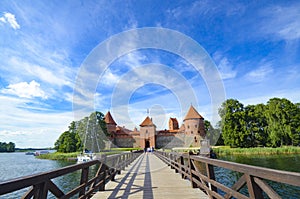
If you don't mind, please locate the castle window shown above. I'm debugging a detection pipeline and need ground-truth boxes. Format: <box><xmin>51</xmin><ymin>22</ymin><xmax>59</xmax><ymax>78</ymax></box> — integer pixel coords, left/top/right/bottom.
<box><xmin>146</xmin><ymin>130</ymin><xmax>148</xmax><ymax>134</ymax></box>
<box><xmin>187</xmin><ymin>125</ymin><xmax>190</xmax><ymax>129</ymax></box>
<box><xmin>195</xmin><ymin>125</ymin><xmax>197</xmax><ymax>128</ymax></box>
<box><xmin>191</xmin><ymin>131</ymin><xmax>193</xmax><ymax>134</ymax></box>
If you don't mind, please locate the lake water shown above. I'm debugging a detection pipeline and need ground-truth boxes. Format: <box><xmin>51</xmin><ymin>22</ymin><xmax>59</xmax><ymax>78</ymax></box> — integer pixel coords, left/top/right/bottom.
<box><xmin>217</xmin><ymin>154</ymin><xmax>300</xmax><ymax>198</ymax></box>
<box><xmin>0</xmin><ymin>152</ymin><xmax>300</xmax><ymax>198</ymax></box>
<box><xmin>0</xmin><ymin>152</ymin><xmax>77</xmax><ymax>199</ymax></box>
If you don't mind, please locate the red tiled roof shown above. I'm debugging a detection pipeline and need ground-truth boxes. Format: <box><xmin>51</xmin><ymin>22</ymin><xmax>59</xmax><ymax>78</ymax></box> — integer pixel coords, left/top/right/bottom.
<box><xmin>140</xmin><ymin>116</ymin><xmax>155</xmax><ymax>127</ymax></box>
<box><xmin>104</xmin><ymin>111</ymin><xmax>117</xmax><ymax>125</ymax></box>
<box><xmin>183</xmin><ymin>105</ymin><xmax>203</xmax><ymax>121</ymax></box>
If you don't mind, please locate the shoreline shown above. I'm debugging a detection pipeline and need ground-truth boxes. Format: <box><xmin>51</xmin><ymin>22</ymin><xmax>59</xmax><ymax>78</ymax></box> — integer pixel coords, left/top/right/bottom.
<box><xmin>213</xmin><ymin>146</ymin><xmax>300</xmax><ymax>155</ymax></box>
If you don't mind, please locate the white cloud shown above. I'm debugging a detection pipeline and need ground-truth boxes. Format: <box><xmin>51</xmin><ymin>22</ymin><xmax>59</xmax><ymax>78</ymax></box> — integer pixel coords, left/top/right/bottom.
<box><xmin>245</xmin><ymin>63</ymin><xmax>273</xmax><ymax>82</ymax></box>
<box><xmin>260</xmin><ymin>5</ymin><xmax>300</xmax><ymax>40</ymax></box>
<box><xmin>0</xmin><ymin>95</ymin><xmax>73</xmax><ymax>148</ymax></box>
<box><xmin>0</xmin><ymin>12</ymin><xmax>20</xmax><ymax>29</ymax></box>
<box><xmin>6</xmin><ymin>57</ymin><xmax>71</xmax><ymax>87</ymax></box>
<box><xmin>117</xmin><ymin>51</ymin><xmax>147</xmax><ymax>69</ymax></box>
<box><xmin>214</xmin><ymin>56</ymin><xmax>237</xmax><ymax>80</ymax></box>
<box><xmin>101</xmin><ymin>68</ymin><xmax>120</xmax><ymax>86</ymax></box>
<box><xmin>0</xmin><ymin>16</ymin><xmax>6</xmax><ymax>23</ymax></box>
<box><xmin>2</xmin><ymin>80</ymin><xmax>47</xmax><ymax>99</ymax></box>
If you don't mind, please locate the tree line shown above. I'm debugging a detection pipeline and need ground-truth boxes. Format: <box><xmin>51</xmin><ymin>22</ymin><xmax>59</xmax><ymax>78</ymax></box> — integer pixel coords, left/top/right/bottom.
<box><xmin>54</xmin><ymin>97</ymin><xmax>300</xmax><ymax>152</ymax></box>
<box><xmin>218</xmin><ymin>98</ymin><xmax>300</xmax><ymax>148</ymax></box>
<box><xmin>55</xmin><ymin>111</ymin><xmax>108</xmax><ymax>153</ymax></box>
<box><xmin>0</xmin><ymin>142</ymin><xmax>16</xmax><ymax>152</ymax></box>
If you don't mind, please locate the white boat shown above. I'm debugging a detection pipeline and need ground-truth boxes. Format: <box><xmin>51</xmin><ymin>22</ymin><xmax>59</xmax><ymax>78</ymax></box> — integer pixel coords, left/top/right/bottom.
<box><xmin>77</xmin><ymin>153</ymin><xmax>94</xmax><ymax>163</ymax></box>
<box><xmin>77</xmin><ymin>152</ymin><xmax>102</xmax><ymax>163</ymax></box>
<box><xmin>77</xmin><ymin>115</ymin><xmax>102</xmax><ymax>164</ymax></box>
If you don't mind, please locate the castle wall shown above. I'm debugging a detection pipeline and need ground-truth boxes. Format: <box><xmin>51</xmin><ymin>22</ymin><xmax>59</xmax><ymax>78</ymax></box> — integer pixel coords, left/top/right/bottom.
<box><xmin>112</xmin><ymin>135</ymin><xmax>140</xmax><ymax>148</ymax></box>
<box><xmin>155</xmin><ymin>134</ymin><xmax>185</xmax><ymax>149</ymax></box>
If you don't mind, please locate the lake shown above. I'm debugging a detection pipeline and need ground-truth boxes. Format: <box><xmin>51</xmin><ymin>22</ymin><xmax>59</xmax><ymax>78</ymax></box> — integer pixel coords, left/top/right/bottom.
<box><xmin>217</xmin><ymin>154</ymin><xmax>300</xmax><ymax>198</ymax></box>
<box><xmin>0</xmin><ymin>152</ymin><xmax>77</xmax><ymax>198</ymax></box>
<box><xmin>0</xmin><ymin>152</ymin><xmax>300</xmax><ymax>198</ymax></box>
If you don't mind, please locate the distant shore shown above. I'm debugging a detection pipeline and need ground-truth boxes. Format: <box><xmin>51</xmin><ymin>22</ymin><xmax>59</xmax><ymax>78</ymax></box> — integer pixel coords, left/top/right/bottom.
<box><xmin>37</xmin><ymin>148</ymin><xmax>141</xmax><ymax>161</ymax></box>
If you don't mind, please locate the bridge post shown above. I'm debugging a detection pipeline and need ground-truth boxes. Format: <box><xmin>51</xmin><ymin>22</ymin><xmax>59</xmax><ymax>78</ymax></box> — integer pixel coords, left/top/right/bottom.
<box><xmin>180</xmin><ymin>156</ymin><xmax>185</xmax><ymax>179</ymax></box>
<box><xmin>246</xmin><ymin>174</ymin><xmax>264</xmax><ymax>199</ymax></box>
<box><xmin>117</xmin><ymin>155</ymin><xmax>121</xmax><ymax>175</ymax></box>
<box><xmin>79</xmin><ymin>167</ymin><xmax>89</xmax><ymax>197</ymax></box>
<box><xmin>170</xmin><ymin>153</ymin><xmax>175</xmax><ymax>169</ymax></box>
<box><xmin>206</xmin><ymin>163</ymin><xmax>217</xmax><ymax>196</ymax></box>
<box><xmin>33</xmin><ymin>181</ymin><xmax>48</xmax><ymax>199</ymax></box>
<box><xmin>99</xmin><ymin>163</ymin><xmax>107</xmax><ymax>191</ymax></box>
<box><xmin>175</xmin><ymin>154</ymin><xmax>179</xmax><ymax>173</ymax></box>
<box><xmin>188</xmin><ymin>154</ymin><xmax>198</xmax><ymax>188</ymax></box>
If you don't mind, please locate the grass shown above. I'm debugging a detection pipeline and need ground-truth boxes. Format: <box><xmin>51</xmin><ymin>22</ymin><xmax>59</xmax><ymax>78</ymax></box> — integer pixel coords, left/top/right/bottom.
<box><xmin>213</xmin><ymin>146</ymin><xmax>300</xmax><ymax>155</ymax></box>
<box><xmin>37</xmin><ymin>148</ymin><xmax>142</xmax><ymax>161</ymax></box>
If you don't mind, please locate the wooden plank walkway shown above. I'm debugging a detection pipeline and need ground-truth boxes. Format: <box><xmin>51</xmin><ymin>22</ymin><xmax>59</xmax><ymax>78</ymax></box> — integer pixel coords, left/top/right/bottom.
<box><xmin>92</xmin><ymin>153</ymin><xmax>208</xmax><ymax>199</ymax></box>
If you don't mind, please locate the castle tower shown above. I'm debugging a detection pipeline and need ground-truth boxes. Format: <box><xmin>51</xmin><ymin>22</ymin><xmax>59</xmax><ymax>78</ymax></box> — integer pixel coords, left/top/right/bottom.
<box><xmin>140</xmin><ymin>116</ymin><xmax>156</xmax><ymax>149</ymax></box>
<box><xmin>104</xmin><ymin>111</ymin><xmax>117</xmax><ymax>134</ymax></box>
<box><xmin>183</xmin><ymin>105</ymin><xmax>206</xmax><ymax>146</ymax></box>
<box><xmin>169</xmin><ymin>117</ymin><xmax>179</xmax><ymax>130</ymax></box>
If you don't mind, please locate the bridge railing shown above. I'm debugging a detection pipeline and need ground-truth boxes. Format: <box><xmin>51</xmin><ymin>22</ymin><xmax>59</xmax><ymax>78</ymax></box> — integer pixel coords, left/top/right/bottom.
<box><xmin>0</xmin><ymin>151</ymin><xmax>142</xmax><ymax>199</ymax></box>
<box><xmin>155</xmin><ymin>151</ymin><xmax>300</xmax><ymax>199</ymax></box>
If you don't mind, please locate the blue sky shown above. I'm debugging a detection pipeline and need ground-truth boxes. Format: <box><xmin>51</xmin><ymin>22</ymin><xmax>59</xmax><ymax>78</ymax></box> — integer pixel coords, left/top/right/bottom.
<box><xmin>0</xmin><ymin>1</ymin><xmax>299</xmax><ymax>148</ymax></box>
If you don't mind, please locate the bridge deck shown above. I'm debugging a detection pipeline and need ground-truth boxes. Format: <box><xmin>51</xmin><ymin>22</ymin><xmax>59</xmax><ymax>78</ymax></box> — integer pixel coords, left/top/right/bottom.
<box><xmin>92</xmin><ymin>153</ymin><xmax>208</xmax><ymax>199</ymax></box>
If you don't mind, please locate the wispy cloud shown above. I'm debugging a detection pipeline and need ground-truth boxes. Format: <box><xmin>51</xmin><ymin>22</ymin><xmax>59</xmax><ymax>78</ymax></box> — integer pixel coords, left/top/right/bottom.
<box><xmin>0</xmin><ymin>95</ymin><xmax>73</xmax><ymax>148</ymax></box>
<box><xmin>0</xmin><ymin>12</ymin><xmax>20</xmax><ymax>29</ymax></box>
<box><xmin>259</xmin><ymin>4</ymin><xmax>300</xmax><ymax>40</ymax></box>
<box><xmin>245</xmin><ymin>61</ymin><xmax>273</xmax><ymax>82</ymax></box>
<box><xmin>213</xmin><ymin>52</ymin><xmax>237</xmax><ymax>80</ymax></box>
<box><xmin>2</xmin><ymin>80</ymin><xmax>47</xmax><ymax>99</ymax></box>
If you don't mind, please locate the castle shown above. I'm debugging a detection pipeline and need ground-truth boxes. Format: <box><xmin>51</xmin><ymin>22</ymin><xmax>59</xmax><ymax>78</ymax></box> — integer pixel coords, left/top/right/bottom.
<box><xmin>104</xmin><ymin>105</ymin><xmax>206</xmax><ymax>149</ymax></box>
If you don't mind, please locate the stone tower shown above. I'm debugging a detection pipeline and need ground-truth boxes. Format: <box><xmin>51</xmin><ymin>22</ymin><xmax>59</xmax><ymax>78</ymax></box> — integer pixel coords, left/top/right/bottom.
<box><xmin>140</xmin><ymin>116</ymin><xmax>156</xmax><ymax>149</ymax></box>
<box><xmin>169</xmin><ymin>117</ymin><xmax>179</xmax><ymax>130</ymax></box>
<box><xmin>183</xmin><ymin>105</ymin><xmax>206</xmax><ymax>146</ymax></box>
<box><xmin>104</xmin><ymin>111</ymin><xmax>117</xmax><ymax>134</ymax></box>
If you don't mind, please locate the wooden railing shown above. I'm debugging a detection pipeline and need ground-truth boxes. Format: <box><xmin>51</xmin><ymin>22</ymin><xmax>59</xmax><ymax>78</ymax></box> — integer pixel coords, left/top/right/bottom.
<box><xmin>155</xmin><ymin>151</ymin><xmax>300</xmax><ymax>199</ymax></box>
<box><xmin>0</xmin><ymin>151</ymin><xmax>142</xmax><ymax>199</ymax></box>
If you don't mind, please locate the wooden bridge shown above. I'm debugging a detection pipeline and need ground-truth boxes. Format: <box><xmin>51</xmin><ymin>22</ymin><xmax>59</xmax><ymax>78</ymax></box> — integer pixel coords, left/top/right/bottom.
<box><xmin>1</xmin><ymin>150</ymin><xmax>300</xmax><ymax>199</ymax></box>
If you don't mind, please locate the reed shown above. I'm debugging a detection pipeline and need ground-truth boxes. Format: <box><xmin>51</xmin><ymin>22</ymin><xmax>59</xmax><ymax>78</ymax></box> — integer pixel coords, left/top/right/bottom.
<box><xmin>213</xmin><ymin>146</ymin><xmax>300</xmax><ymax>155</ymax></box>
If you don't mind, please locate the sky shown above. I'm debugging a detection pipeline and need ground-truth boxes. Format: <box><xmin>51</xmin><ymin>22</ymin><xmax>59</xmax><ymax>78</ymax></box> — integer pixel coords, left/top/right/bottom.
<box><xmin>0</xmin><ymin>0</ymin><xmax>300</xmax><ymax>148</ymax></box>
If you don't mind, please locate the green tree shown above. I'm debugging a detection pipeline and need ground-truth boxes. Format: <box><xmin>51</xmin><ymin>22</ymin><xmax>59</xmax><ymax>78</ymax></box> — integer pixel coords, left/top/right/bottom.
<box><xmin>0</xmin><ymin>142</ymin><xmax>16</xmax><ymax>152</ymax></box>
<box><xmin>68</xmin><ymin>111</ymin><xmax>108</xmax><ymax>152</ymax></box>
<box><xmin>204</xmin><ymin>120</ymin><xmax>222</xmax><ymax>145</ymax></box>
<box><xmin>244</xmin><ymin>104</ymin><xmax>268</xmax><ymax>147</ymax></box>
<box><xmin>265</xmin><ymin>98</ymin><xmax>297</xmax><ymax>147</ymax></box>
<box><xmin>55</xmin><ymin>121</ymin><xmax>82</xmax><ymax>153</ymax></box>
<box><xmin>219</xmin><ymin>99</ymin><xmax>250</xmax><ymax>147</ymax></box>
<box><xmin>6</xmin><ymin>142</ymin><xmax>15</xmax><ymax>152</ymax></box>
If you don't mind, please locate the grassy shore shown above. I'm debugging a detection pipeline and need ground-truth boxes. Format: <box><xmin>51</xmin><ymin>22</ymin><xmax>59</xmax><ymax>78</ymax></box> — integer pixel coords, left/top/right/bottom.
<box><xmin>37</xmin><ymin>148</ymin><xmax>141</xmax><ymax>161</ymax></box>
<box><xmin>213</xmin><ymin>146</ymin><xmax>300</xmax><ymax>155</ymax></box>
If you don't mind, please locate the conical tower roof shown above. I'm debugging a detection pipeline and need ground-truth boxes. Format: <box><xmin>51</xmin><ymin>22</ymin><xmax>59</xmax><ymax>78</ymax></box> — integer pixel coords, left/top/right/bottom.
<box><xmin>183</xmin><ymin>105</ymin><xmax>203</xmax><ymax>121</ymax></box>
<box><xmin>104</xmin><ymin>111</ymin><xmax>117</xmax><ymax>125</ymax></box>
<box><xmin>140</xmin><ymin>116</ymin><xmax>155</xmax><ymax>127</ymax></box>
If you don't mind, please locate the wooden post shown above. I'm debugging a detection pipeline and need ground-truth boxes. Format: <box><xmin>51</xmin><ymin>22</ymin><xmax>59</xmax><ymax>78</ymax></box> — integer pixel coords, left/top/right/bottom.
<box><xmin>180</xmin><ymin>156</ymin><xmax>185</xmax><ymax>179</ymax></box>
<box><xmin>117</xmin><ymin>155</ymin><xmax>121</xmax><ymax>174</ymax></box>
<box><xmin>188</xmin><ymin>154</ymin><xmax>197</xmax><ymax>188</ymax></box>
<box><xmin>33</xmin><ymin>181</ymin><xmax>48</xmax><ymax>199</ymax></box>
<box><xmin>175</xmin><ymin>154</ymin><xmax>179</xmax><ymax>173</ymax></box>
<box><xmin>246</xmin><ymin>174</ymin><xmax>263</xmax><ymax>199</ymax></box>
<box><xmin>79</xmin><ymin>167</ymin><xmax>89</xmax><ymax>197</ymax></box>
<box><xmin>206</xmin><ymin>163</ymin><xmax>217</xmax><ymax>195</ymax></box>
<box><xmin>99</xmin><ymin>164</ymin><xmax>107</xmax><ymax>191</ymax></box>
<box><xmin>170</xmin><ymin>154</ymin><xmax>174</xmax><ymax>169</ymax></box>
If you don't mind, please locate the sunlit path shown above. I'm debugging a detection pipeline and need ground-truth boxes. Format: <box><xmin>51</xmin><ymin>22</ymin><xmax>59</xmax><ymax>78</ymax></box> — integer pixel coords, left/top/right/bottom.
<box><xmin>92</xmin><ymin>153</ymin><xmax>208</xmax><ymax>199</ymax></box>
